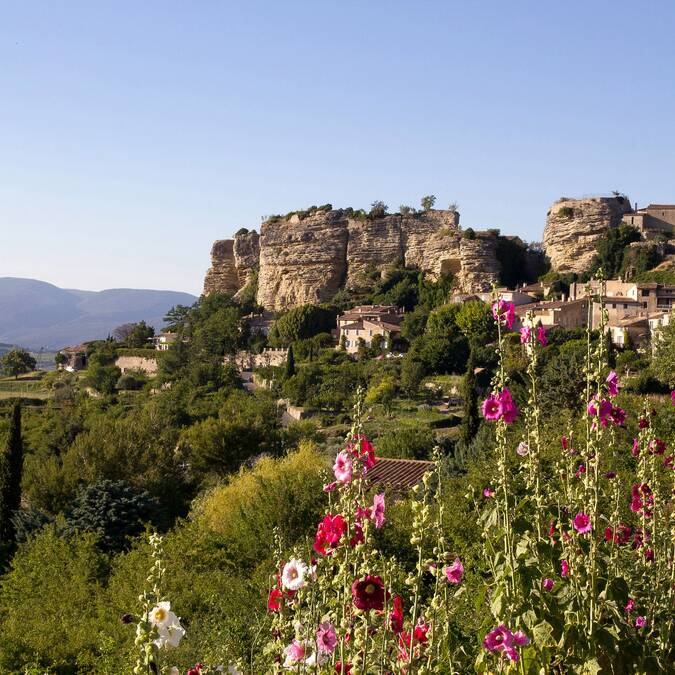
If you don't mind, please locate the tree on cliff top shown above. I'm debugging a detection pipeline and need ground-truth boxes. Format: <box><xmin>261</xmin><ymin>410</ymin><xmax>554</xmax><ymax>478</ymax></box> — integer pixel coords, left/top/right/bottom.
<box><xmin>369</xmin><ymin>201</ymin><xmax>388</xmax><ymax>217</ymax></box>
<box><xmin>420</xmin><ymin>195</ymin><xmax>436</xmax><ymax>210</ymax></box>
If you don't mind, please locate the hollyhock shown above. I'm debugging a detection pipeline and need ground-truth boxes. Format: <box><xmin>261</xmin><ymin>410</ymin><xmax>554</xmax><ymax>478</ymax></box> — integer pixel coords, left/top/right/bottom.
<box><xmin>267</xmin><ymin>587</ymin><xmax>283</xmax><ymax>612</ymax></box>
<box><xmin>561</xmin><ymin>435</ymin><xmax>569</xmax><ymax>451</ymax></box>
<box><xmin>606</xmin><ymin>371</ymin><xmax>619</xmax><ymax>397</ymax></box>
<box><xmin>323</xmin><ymin>482</ymin><xmax>338</xmax><ymax>492</ymax></box>
<box><xmin>672</xmin><ymin>390</ymin><xmax>675</xmax><ymax>405</ymax></box>
<box><xmin>349</xmin><ymin>435</ymin><xmax>376</xmax><ymax>471</ymax></box>
<box><xmin>154</xmin><ymin>621</ymin><xmax>185</xmax><ymax>650</ymax></box>
<box><xmin>513</xmin><ymin>630</ymin><xmax>530</xmax><ymax>647</ymax></box>
<box><xmin>483</xmin><ymin>624</ymin><xmax>513</xmax><ymax>650</ymax></box>
<box><xmin>575</xmin><ymin>463</ymin><xmax>586</xmax><ymax>478</ymax></box>
<box><xmin>644</xmin><ymin>548</ymin><xmax>655</xmax><ymax>562</ymax></box>
<box><xmin>604</xmin><ymin>471</ymin><xmax>617</xmax><ymax>479</ymax></box>
<box><xmin>349</xmin><ymin>522</ymin><xmax>364</xmax><ymax>548</ymax></box>
<box><xmin>313</xmin><ymin>514</ymin><xmax>347</xmax><ymax>555</ymax></box>
<box><xmin>519</xmin><ymin>326</ymin><xmax>531</xmax><ymax>343</ymax></box>
<box><xmin>625</xmin><ymin>599</ymin><xmax>635</xmax><ymax>613</ymax></box>
<box><xmin>648</xmin><ymin>439</ymin><xmax>666</xmax><ymax>455</ymax></box>
<box><xmin>481</xmin><ymin>394</ymin><xmax>501</xmax><ymax>421</ymax></box>
<box><xmin>444</xmin><ymin>557</ymin><xmax>464</xmax><ymax>584</ymax></box>
<box><xmin>542</xmin><ymin>578</ymin><xmax>554</xmax><ymax>591</ymax></box>
<box><xmin>664</xmin><ymin>455</ymin><xmax>674</xmax><ymax>469</ymax></box>
<box><xmin>334</xmin><ymin>662</ymin><xmax>352</xmax><ymax>674</ymax></box>
<box><xmin>638</xmin><ymin>416</ymin><xmax>649</xmax><ymax>429</ymax></box>
<box><xmin>573</xmin><ymin>512</ymin><xmax>592</xmax><ymax>534</ymax></box>
<box><xmin>187</xmin><ymin>665</ymin><xmax>203</xmax><ymax>675</ymax></box>
<box><xmin>587</xmin><ymin>396</ymin><xmax>612</xmax><ymax>426</ymax></box>
<box><xmin>316</xmin><ymin>622</ymin><xmax>338</xmax><ymax>654</ymax></box>
<box><xmin>635</xmin><ymin>616</ymin><xmax>647</xmax><ymax>629</ymax></box>
<box><xmin>536</xmin><ymin>325</ymin><xmax>547</xmax><ymax>346</ymax></box>
<box><xmin>149</xmin><ymin>601</ymin><xmax>177</xmax><ymax>630</ymax></box>
<box><xmin>492</xmin><ymin>300</ymin><xmax>515</xmax><ymax>329</ymax></box>
<box><xmin>351</xmin><ymin>575</ymin><xmax>385</xmax><ymax>611</ymax></box>
<box><xmin>561</xmin><ymin>560</ymin><xmax>569</xmax><ymax>577</ymax></box>
<box><xmin>632</xmin><ymin>438</ymin><xmax>640</xmax><ymax>457</ymax></box>
<box><xmin>516</xmin><ymin>441</ymin><xmax>529</xmax><ymax>456</ymax></box>
<box><xmin>483</xmin><ymin>487</ymin><xmax>494</xmax><ymax>498</ymax></box>
<box><xmin>389</xmin><ymin>595</ymin><xmax>404</xmax><ymax>634</ymax></box>
<box><xmin>283</xmin><ymin>640</ymin><xmax>307</xmax><ymax>667</ymax></box>
<box><xmin>498</xmin><ymin>388</ymin><xmax>518</xmax><ymax>423</ymax></box>
<box><xmin>355</xmin><ymin>504</ymin><xmax>371</xmax><ymax>521</ymax></box>
<box><xmin>371</xmin><ymin>493</ymin><xmax>386</xmax><ymax>528</ymax></box>
<box><xmin>333</xmin><ymin>450</ymin><xmax>353</xmax><ymax>483</ymax></box>
<box><xmin>610</xmin><ymin>405</ymin><xmax>626</xmax><ymax>426</ymax></box>
<box><xmin>281</xmin><ymin>558</ymin><xmax>308</xmax><ymax>591</ymax></box>
<box><xmin>605</xmin><ymin>524</ymin><xmax>631</xmax><ymax>545</ymax></box>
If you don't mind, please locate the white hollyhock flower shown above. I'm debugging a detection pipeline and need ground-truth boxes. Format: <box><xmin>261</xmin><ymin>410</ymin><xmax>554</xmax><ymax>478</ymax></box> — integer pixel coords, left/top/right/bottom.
<box><xmin>281</xmin><ymin>558</ymin><xmax>308</xmax><ymax>591</ymax></box>
<box><xmin>154</xmin><ymin>620</ymin><xmax>186</xmax><ymax>649</ymax></box>
<box><xmin>149</xmin><ymin>601</ymin><xmax>177</xmax><ymax>629</ymax></box>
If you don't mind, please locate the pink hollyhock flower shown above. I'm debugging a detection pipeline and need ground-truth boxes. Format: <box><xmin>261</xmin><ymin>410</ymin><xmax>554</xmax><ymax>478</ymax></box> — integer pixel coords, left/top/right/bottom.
<box><xmin>542</xmin><ymin>578</ymin><xmax>554</xmax><ymax>591</ymax></box>
<box><xmin>513</xmin><ymin>630</ymin><xmax>529</xmax><ymax>647</ymax></box>
<box><xmin>671</xmin><ymin>390</ymin><xmax>675</xmax><ymax>405</ymax></box>
<box><xmin>606</xmin><ymin>371</ymin><xmax>619</xmax><ymax>397</ymax></box>
<box><xmin>284</xmin><ymin>639</ymin><xmax>306</xmax><ymax>665</ymax></box>
<box><xmin>355</xmin><ymin>505</ymin><xmax>371</xmax><ymax>521</ymax></box>
<box><xmin>648</xmin><ymin>439</ymin><xmax>666</xmax><ymax>456</ymax></box>
<box><xmin>483</xmin><ymin>487</ymin><xmax>494</xmax><ymax>497</ymax></box>
<box><xmin>388</xmin><ymin>595</ymin><xmax>404</xmax><ymax>634</ymax></box>
<box><xmin>635</xmin><ymin>616</ymin><xmax>647</xmax><ymax>629</ymax></box>
<box><xmin>575</xmin><ymin>463</ymin><xmax>586</xmax><ymax>478</ymax></box>
<box><xmin>371</xmin><ymin>493</ymin><xmax>385</xmax><ymax>528</ymax></box>
<box><xmin>503</xmin><ymin>647</ymin><xmax>520</xmax><ymax>662</ymax></box>
<box><xmin>323</xmin><ymin>482</ymin><xmax>338</xmax><ymax>492</ymax></box>
<box><xmin>605</xmin><ymin>524</ymin><xmax>631</xmax><ymax>545</ymax></box>
<box><xmin>413</xmin><ymin>619</ymin><xmax>430</xmax><ymax>644</ymax></box>
<box><xmin>333</xmin><ymin>451</ymin><xmax>353</xmax><ymax>484</ymax></box>
<box><xmin>644</xmin><ymin>548</ymin><xmax>654</xmax><ymax>562</ymax></box>
<box><xmin>444</xmin><ymin>557</ymin><xmax>464</xmax><ymax>584</ymax></box>
<box><xmin>561</xmin><ymin>560</ymin><xmax>569</xmax><ymax>577</ymax></box>
<box><xmin>483</xmin><ymin>624</ymin><xmax>514</xmax><ymax>653</ymax></box>
<box><xmin>573</xmin><ymin>512</ymin><xmax>592</xmax><ymax>534</ymax></box>
<box><xmin>187</xmin><ymin>665</ymin><xmax>203</xmax><ymax>675</ymax></box>
<box><xmin>536</xmin><ymin>325</ymin><xmax>547</xmax><ymax>346</ymax></box>
<box><xmin>313</xmin><ymin>514</ymin><xmax>347</xmax><ymax>556</ymax></box>
<box><xmin>516</xmin><ymin>441</ymin><xmax>529</xmax><ymax>456</ymax></box>
<box><xmin>316</xmin><ymin>622</ymin><xmax>338</xmax><ymax>654</ymax></box>
<box><xmin>498</xmin><ymin>388</ymin><xmax>519</xmax><ymax>423</ymax></box>
<box><xmin>482</xmin><ymin>394</ymin><xmax>501</xmax><ymax>421</ymax></box>
<box><xmin>492</xmin><ymin>300</ymin><xmax>515</xmax><ymax>329</ymax></box>
<box><xmin>631</xmin><ymin>438</ymin><xmax>640</xmax><ymax>457</ymax></box>
<box><xmin>663</xmin><ymin>455</ymin><xmax>674</xmax><ymax>469</ymax></box>
<box><xmin>349</xmin><ymin>522</ymin><xmax>365</xmax><ymax>548</ymax></box>
<box><xmin>624</xmin><ymin>599</ymin><xmax>635</xmax><ymax>613</ymax></box>
<box><xmin>350</xmin><ymin>435</ymin><xmax>376</xmax><ymax>471</ymax></box>
<box><xmin>561</xmin><ymin>436</ymin><xmax>569</xmax><ymax>451</ymax></box>
<box><xmin>351</xmin><ymin>575</ymin><xmax>385</xmax><ymax>611</ymax></box>
<box><xmin>519</xmin><ymin>326</ymin><xmax>531</xmax><ymax>344</ymax></box>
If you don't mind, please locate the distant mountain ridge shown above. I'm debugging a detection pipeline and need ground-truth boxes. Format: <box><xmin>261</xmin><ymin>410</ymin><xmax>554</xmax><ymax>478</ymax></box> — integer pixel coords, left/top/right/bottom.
<box><xmin>0</xmin><ymin>278</ymin><xmax>197</xmax><ymax>350</ymax></box>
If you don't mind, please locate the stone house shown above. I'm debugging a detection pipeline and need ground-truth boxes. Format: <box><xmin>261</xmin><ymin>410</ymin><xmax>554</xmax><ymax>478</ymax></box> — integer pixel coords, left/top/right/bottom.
<box><xmin>608</xmin><ymin>316</ymin><xmax>650</xmax><ymax>349</ymax></box>
<box><xmin>336</xmin><ymin>305</ymin><xmax>404</xmax><ymax>354</ymax></box>
<box><xmin>243</xmin><ymin>311</ymin><xmax>276</xmax><ymax>337</ymax></box>
<box><xmin>648</xmin><ymin>311</ymin><xmax>671</xmax><ymax>354</ymax></box>
<box><xmin>151</xmin><ymin>332</ymin><xmax>178</xmax><ymax>351</ymax></box>
<box><xmin>514</xmin><ymin>299</ymin><xmax>589</xmax><ymax>331</ymax></box>
<box><xmin>57</xmin><ymin>344</ymin><xmax>88</xmax><ymax>371</ymax></box>
<box><xmin>623</xmin><ymin>204</ymin><xmax>675</xmax><ymax>238</ymax></box>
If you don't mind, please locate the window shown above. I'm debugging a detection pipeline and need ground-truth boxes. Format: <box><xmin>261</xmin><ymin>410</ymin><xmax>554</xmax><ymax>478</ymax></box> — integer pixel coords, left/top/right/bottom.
<box><xmin>642</xmin><ymin>289</ymin><xmax>650</xmax><ymax>297</ymax></box>
<box><xmin>623</xmin><ymin>304</ymin><xmax>628</xmax><ymax>309</ymax></box>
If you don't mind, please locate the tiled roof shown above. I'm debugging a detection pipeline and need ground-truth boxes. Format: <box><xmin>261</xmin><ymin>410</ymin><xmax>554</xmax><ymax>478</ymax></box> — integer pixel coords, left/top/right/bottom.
<box><xmin>366</xmin><ymin>457</ymin><xmax>434</xmax><ymax>490</ymax></box>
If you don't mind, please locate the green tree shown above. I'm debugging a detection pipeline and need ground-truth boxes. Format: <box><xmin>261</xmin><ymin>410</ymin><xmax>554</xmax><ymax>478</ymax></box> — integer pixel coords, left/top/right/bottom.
<box><xmin>1</xmin><ymin>348</ymin><xmax>36</xmax><ymax>379</ymax></box>
<box><xmin>269</xmin><ymin>305</ymin><xmax>336</xmax><ymax>346</ymax></box>
<box><xmin>125</xmin><ymin>321</ymin><xmax>155</xmax><ymax>348</ymax></box>
<box><xmin>399</xmin><ymin>205</ymin><xmax>415</xmax><ymax>216</ymax></box>
<box><xmin>364</xmin><ymin>376</ymin><xmax>397</xmax><ymax>416</ymax></box>
<box><xmin>653</xmin><ymin>316</ymin><xmax>675</xmax><ymax>387</ymax></box>
<box><xmin>587</xmin><ymin>223</ymin><xmax>641</xmax><ymax>279</ymax></box>
<box><xmin>455</xmin><ymin>300</ymin><xmax>496</xmax><ymax>345</ymax></box>
<box><xmin>375</xmin><ymin>426</ymin><xmax>435</xmax><ymax>459</ymax></box>
<box><xmin>420</xmin><ymin>195</ymin><xmax>436</xmax><ymax>211</ymax></box>
<box><xmin>400</xmin><ymin>356</ymin><xmax>424</xmax><ymax>397</ymax></box>
<box><xmin>459</xmin><ymin>351</ymin><xmax>480</xmax><ymax>447</ymax></box>
<box><xmin>369</xmin><ymin>200</ymin><xmax>388</xmax><ymax>217</ymax></box>
<box><xmin>163</xmin><ymin>304</ymin><xmax>192</xmax><ymax>331</ymax></box>
<box><xmin>285</xmin><ymin>344</ymin><xmax>296</xmax><ymax>379</ymax></box>
<box><xmin>0</xmin><ymin>402</ymin><xmax>24</xmax><ymax>563</ymax></box>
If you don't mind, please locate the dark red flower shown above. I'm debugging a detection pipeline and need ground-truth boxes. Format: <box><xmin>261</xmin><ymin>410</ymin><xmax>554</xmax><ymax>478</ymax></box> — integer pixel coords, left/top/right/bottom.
<box><xmin>335</xmin><ymin>662</ymin><xmax>352</xmax><ymax>674</ymax></box>
<box><xmin>268</xmin><ymin>588</ymin><xmax>283</xmax><ymax>612</ymax></box>
<box><xmin>187</xmin><ymin>665</ymin><xmax>203</xmax><ymax>675</ymax></box>
<box><xmin>352</xmin><ymin>575</ymin><xmax>385</xmax><ymax>611</ymax></box>
<box><xmin>349</xmin><ymin>522</ymin><xmax>364</xmax><ymax>548</ymax></box>
<box><xmin>604</xmin><ymin>524</ymin><xmax>631</xmax><ymax>545</ymax></box>
<box><xmin>389</xmin><ymin>595</ymin><xmax>404</xmax><ymax>634</ymax></box>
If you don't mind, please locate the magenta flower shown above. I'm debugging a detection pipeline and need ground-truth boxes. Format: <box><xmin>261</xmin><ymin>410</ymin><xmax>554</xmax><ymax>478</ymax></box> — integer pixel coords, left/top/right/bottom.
<box><xmin>635</xmin><ymin>616</ymin><xmax>647</xmax><ymax>629</ymax></box>
<box><xmin>513</xmin><ymin>630</ymin><xmax>529</xmax><ymax>647</ymax></box>
<box><xmin>606</xmin><ymin>370</ymin><xmax>619</xmax><ymax>397</ymax></box>
<box><xmin>624</xmin><ymin>598</ymin><xmax>635</xmax><ymax>613</ymax></box>
<box><xmin>333</xmin><ymin>451</ymin><xmax>353</xmax><ymax>484</ymax></box>
<box><xmin>483</xmin><ymin>487</ymin><xmax>494</xmax><ymax>498</ymax></box>
<box><xmin>632</xmin><ymin>438</ymin><xmax>640</xmax><ymax>457</ymax></box>
<box><xmin>542</xmin><ymin>578</ymin><xmax>554</xmax><ymax>591</ymax></box>
<box><xmin>560</xmin><ymin>560</ymin><xmax>569</xmax><ymax>577</ymax></box>
<box><xmin>498</xmin><ymin>388</ymin><xmax>518</xmax><ymax>423</ymax></box>
<box><xmin>671</xmin><ymin>390</ymin><xmax>675</xmax><ymax>406</ymax></box>
<box><xmin>573</xmin><ymin>512</ymin><xmax>592</xmax><ymax>534</ymax></box>
<box><xmin>371</xmin><ymin>493</ymin><xmax>386</xmax><ymax>529</ymax></box>
<box><xmin>492</xmin><ymin>300</ymin><xmax>516</xmax><ymax>329</ymax></box>
<box><xmin>536</xmin><ymin>325</ymin><xmax>547</xmax><ymax>346</ymax></box>
<box><xmin>323</xmin><ymin>482</ymin><xmax>337</xmax><ymax>492</ymax></box>
<box><xmin>284</xmin><ymin>639</ymin><xmax>306</xmax><ymax>664</ymax></box>
<box><xmin>519</xmin><ymin>326</ymin><xmax>531</xmax><ymax>344</ymax></box>
<box><xmin>316</xmin><ymin>622</ymin><xmax>337</xmax><ymax>654</ymax></box>
<box><xmin>482</xmin><ymin>395</ymin><xmax>501</xmax><ymax>421</ymax></box>
<box><xmin>444</xmin><ymin>557</ymin><xmax>464</xmax><ymax>585</ymax></box>
<box><xmin>483</xmin><ymin>624</ymin><xmax>514</xmax><ymax>652</ymax></box>
<box><xmin>609</xmin><ymin>405</ymin><xmax>626</xmax><ymax>426</ymax></box>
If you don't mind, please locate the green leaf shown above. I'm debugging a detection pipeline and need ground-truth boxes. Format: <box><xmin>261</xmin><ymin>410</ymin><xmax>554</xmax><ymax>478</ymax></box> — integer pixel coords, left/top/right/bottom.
<box><xmin>581</xmin><ymin>657</ymin><xmax>602</xmax><ymax>674</ymax></box>
<box><xmin>532</xmin><ymin>620</ymin><xmax>555</xmax><ymax>648</ymax></box>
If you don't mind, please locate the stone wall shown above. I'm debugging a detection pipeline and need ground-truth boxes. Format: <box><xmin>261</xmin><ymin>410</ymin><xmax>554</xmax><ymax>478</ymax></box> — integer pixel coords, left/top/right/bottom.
<box><xmin>115</xmin><ymin>355</ymin><xmax>158</xmax><ymax>375</ymax></box>
<box><xmin>205</xmin><ymin>208</ymin><xmax>500</xmax><ymax>310</ymax></box>
<box><xmin>543</xmin><ymin>196</ymin><xmax>633</xmax><ymax>273</ymax></box>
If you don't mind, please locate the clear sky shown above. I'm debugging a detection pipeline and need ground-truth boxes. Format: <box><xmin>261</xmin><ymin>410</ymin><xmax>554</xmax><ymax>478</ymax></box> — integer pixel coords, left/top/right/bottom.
<box><xmin>2</xmin><ymin>1</ymin><xmax>674</xmax><ymax>295</ymax></box>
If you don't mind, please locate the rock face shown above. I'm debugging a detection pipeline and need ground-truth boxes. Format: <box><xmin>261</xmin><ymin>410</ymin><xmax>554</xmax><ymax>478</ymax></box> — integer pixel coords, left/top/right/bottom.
<box><xmin>205</xmin><ymin>209</ymin><xmax>501</xmax><ymax>309</ymax></box>
<box><xmin>543</xmin><ymin>196</ymin><xmax>633</xmax><ymax>273</ymax></box>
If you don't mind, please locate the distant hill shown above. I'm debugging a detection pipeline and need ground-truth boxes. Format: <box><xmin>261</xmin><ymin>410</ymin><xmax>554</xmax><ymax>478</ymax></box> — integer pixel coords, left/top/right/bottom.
<box><xmin>0</xmin><ymin>278</ymin><xmax>197</xmax><ymax>350</ymax></box>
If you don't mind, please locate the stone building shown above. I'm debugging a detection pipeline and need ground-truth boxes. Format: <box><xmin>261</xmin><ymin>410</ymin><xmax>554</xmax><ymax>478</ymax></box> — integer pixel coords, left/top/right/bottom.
<box><xmin>514</xmin><ymin>299</ymin><xmax>589</xmax><ymax>331</ymax></box>
<box><xmin>336</xmin><ymin>305</ymin><xmax>404</xmax><ymax>354</ymax></box>
<box><xmin>57</xmin><ymin>344</ymin><xmax>88</xmax><ymax>371</ymax></box>
<box><xmin>623</xmin><ymin>204</ymin><xmax>675</xmax><ymax>238</ymax></box>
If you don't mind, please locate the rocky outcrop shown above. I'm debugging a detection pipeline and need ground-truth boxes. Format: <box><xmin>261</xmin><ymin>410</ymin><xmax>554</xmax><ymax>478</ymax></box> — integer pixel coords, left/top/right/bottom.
<box><xmin>203</xmin><ymin>230</ymin><xmax>260</xmax><ymax>296</ymax></box>
<box><xmin>205</xmin><ymin>208</ymin><xmax>500</xmax><ymax>310</ymax></box>
<box><xmin>543</xmin><ymin>196</ymin><xmax>633</xmax><ymax>273</ymax></box>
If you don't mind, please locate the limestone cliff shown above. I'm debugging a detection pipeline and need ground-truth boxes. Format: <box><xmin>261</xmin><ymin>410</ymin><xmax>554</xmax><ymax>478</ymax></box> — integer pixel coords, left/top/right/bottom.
<box><xmin>204</xmin><ymin>208</ymin><xmax>501</xmax><ymax>309</ymax></box>
<box><xmin>543</xmin><ymin>196</ymin><xmax>633</xmax><ymax>273</ymax></box>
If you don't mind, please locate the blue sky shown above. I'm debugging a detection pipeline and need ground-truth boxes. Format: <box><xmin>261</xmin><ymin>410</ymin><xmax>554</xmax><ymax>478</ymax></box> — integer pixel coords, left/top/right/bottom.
<box><xmin>1</xmin><ymin>1</ymin><xmax>674</xmax><ymax>295</ymax></box>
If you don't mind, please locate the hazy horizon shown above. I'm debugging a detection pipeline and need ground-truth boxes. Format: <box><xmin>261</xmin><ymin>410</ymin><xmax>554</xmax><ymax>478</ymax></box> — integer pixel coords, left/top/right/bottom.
<box><xmin>3</xmin><ymin>1</ymin><xmax>675</xmax><ymax>295</ymax></box>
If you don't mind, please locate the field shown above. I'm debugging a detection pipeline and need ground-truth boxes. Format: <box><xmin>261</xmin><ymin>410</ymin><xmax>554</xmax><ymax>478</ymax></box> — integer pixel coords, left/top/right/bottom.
<box><xmin>0</xmin><ymin>372</ymin><xmax>51</xmax><ymax>400</ymax></box>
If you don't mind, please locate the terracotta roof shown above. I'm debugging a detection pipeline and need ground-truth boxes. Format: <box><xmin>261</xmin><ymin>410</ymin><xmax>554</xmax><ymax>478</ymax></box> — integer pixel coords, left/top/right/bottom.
<box><xmin>366</xmin><ymin>457</ymin><xmax>434</xmax><ymax>490</ymax></box>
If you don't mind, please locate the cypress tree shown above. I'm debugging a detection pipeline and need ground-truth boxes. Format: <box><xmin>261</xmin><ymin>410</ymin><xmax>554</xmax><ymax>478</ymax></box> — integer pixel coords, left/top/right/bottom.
<box><xmin>459</xmin><ymin>350</ymin><xmax>480</xmax><ymax>448</ymax></box>
<box><xmin>285</xmin><ymin>343</ymin><xmax>296</xmax><ymax>379</ymax></box>
<box><xmin>0</xmin><ymin>401</ymin><xmax>24</xmax><ymax>561</ymax></box>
